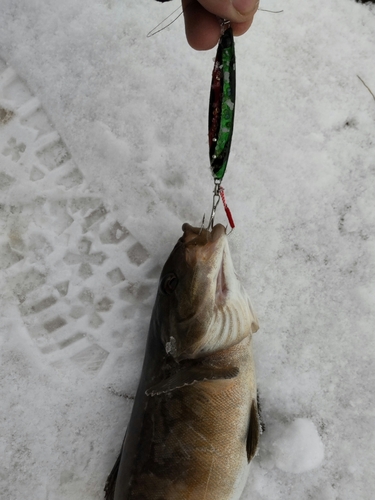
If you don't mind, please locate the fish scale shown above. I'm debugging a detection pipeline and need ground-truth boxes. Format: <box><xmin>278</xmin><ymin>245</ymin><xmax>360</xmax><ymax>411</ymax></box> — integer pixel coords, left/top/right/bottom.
<box><xmin>127</xmin><ymin>338</ymin><xmax>254</xmax><ymax>500</ymax></box>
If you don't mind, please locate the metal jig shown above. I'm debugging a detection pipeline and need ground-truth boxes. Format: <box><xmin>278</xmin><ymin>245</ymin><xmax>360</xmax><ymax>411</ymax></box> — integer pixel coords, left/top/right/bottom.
<box><xmin>208</xmin><ymin>21</ymin><xmax>236</xmax><ymax>182</ymax></box>
<box><xmin>207</xmin><ymin>20</ymin><xmax>236</xmax><ymax>231</ymax></box>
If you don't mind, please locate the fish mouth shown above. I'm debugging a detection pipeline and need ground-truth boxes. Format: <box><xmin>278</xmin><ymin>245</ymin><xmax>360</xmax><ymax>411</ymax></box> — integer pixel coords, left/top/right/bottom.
<box><xmin>180</xmin><ymin>222</ymin><xmax>228</xmax><ymax>302</ymax></box>
<box><xmin>216</xmin><ymin>251</ymin><xmax>228</xmax><ymax>304</ymax></box>
<box><xmin>211</xmin><ymin>223</ymin><xmax>226</xmax><ymax>242</ymax></box>
<box><xmin>181</xmin><ymin>222</ymin><xmax>226</xmax><ymax>246</ymax></box>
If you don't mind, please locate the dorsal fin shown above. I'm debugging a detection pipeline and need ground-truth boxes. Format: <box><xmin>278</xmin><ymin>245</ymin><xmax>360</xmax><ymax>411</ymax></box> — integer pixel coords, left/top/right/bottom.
<box><xmin>246</xmin><ymin>399</ymin><xmax>260</xmax><ymax>462</ymax></box>
<box><xmin>145</xmin><ymin>365</ymin><xmax>239</xmax><ymax>396</ymax></box>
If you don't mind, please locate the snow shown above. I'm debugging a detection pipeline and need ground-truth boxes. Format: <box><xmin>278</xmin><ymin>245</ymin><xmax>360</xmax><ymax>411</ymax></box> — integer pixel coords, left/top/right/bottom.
<box><xmin>0</xmin><ymin>0</ymin><xmax>374</xmax><ymax>499</ymax></box>
<box><xmin>271</xmin><ymin>418</ymin><xmax>325</xmax><ymax>474</ymax></box>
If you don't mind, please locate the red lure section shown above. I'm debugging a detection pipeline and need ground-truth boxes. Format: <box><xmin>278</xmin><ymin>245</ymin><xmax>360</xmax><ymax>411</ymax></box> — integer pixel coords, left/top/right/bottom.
<box><xmin>219</xmin><ymin>187</ymin><xmax>235</xmax><ymax>229</ymax></box>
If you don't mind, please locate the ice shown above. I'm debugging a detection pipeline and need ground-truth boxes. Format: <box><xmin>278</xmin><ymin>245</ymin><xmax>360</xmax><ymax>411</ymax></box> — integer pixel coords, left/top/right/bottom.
<box><xmin>0</xmin><ymin>0</ymin><xmax>374</xmax><ymax>499</ymax></box>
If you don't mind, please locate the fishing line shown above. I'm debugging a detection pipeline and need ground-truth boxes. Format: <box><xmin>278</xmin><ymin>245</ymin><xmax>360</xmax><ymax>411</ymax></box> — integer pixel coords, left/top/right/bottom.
<box><xmin>147</xmin><ymin>5</ymin><xmax>184</xmax><ymax>37</ymax></box>
<box><xmin>258</xmin><ymin>8</ymin><xmax>283</xmax><ymax>13</ymax></box>
<box><xmin>147</xmin><ymin>3</ymin><xmax>283</xmax><ymax>38</ymax></box>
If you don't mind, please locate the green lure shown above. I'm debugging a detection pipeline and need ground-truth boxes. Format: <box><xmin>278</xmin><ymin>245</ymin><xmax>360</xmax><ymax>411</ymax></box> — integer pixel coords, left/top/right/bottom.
<box><xmin>208</xmin><ymin>25</ymin><xmax>236</xmax><ymax>181</ymax></box>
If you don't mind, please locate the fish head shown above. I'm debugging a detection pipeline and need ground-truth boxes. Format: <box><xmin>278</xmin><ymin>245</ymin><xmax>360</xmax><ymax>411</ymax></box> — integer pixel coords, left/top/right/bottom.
<box><xmin>154</xmin><ymin>223</ymin><xmax>259</xmax><ymax>360</ymax></box>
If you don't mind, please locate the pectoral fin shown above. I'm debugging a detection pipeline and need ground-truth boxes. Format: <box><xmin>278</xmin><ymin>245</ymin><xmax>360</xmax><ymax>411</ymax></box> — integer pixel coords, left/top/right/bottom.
<box><xmin>104</xmin><ymin>432</ymin><xmax>126</xmax><ymax>500</ymax></box>
<box><xmin>246</xmin><ymin>399</ymin><xmax>260</xmax><ymax>463</ymax></box>
<box><xmin>146</xmin><ymin>365</ymin><xmax>239</xmax><ymax>396</ymax></box>
<box><xmin>104</xmin><ymin>452</ymin><xmax>120</xmax><ymax>500</ymax></box>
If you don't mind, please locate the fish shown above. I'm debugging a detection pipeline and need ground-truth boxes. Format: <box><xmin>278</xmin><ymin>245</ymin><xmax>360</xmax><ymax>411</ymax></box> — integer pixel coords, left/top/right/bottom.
<box><xmin>105</xmin><ymin>222</ymin><xmax>261</xmax><ymax>500</ymax></box>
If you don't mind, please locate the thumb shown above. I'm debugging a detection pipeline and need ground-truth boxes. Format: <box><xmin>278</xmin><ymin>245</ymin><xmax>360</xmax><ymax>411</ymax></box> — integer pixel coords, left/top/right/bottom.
<box><xmin>197</xmin><ymin>0</ymin><xmax>259</xmax><ymax>22</ymax></box>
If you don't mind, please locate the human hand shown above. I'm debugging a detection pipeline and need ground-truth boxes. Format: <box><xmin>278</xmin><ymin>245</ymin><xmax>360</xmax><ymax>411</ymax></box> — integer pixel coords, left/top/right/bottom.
<box><xmin>182</xmin><ymin>0</ymin><xmax>259</xmax><ymax>50</ymax></box>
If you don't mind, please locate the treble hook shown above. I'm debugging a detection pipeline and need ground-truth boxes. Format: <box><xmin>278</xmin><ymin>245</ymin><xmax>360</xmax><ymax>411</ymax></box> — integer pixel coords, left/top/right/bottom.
<box><xmin>207</xmin><ymin>179</ymin><xmax>222</xmax><ymax>230</ymax></box>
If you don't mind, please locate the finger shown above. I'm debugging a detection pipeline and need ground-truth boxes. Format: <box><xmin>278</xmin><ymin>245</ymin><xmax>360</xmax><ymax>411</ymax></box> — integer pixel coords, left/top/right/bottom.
<box><xmin>197</xmin><ymin>0</ymin><xmax>259</xmax><ymax>23</ymax></box>
<box><xmin>182</xmin><ymin>0</ymin><xmax>258</xmax><ymax>51</ymax></box>
<box><xmin>182</xmin><ymin>0</ymin><xmax>221</xmax><ymax>51</ymax></box>
<box><xmin>231</xmin><ymin>19</ymin><xmax>254</xmax><ymax>37</ymax></box>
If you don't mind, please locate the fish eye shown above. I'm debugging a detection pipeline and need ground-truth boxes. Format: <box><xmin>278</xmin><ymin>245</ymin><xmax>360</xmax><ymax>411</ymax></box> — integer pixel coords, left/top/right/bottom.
<box><xmin>159</xmin><ymin>273</ymin><xmax>179</xmax><ymax>295</ymax></box>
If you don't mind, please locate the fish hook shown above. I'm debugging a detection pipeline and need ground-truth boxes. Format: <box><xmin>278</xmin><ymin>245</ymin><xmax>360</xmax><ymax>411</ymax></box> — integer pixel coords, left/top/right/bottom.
<box><xmin>207</xmin><ymin>179</ymin><xmax>222</xmax><ymax>230</ymax></box>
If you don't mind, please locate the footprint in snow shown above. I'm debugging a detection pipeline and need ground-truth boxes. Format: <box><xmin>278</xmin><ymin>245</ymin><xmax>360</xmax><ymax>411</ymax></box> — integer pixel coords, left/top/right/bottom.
<box><xmin>0</xmin><ymin>58</ymin><xmax>158</xmax><ymax>379</ymax></box>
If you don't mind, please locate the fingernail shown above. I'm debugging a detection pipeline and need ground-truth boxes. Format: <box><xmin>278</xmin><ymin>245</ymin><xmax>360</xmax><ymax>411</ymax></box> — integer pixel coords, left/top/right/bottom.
<box><xmin>232</xmin><ymin>0</ymin><xmax>257</xmax><ymax>15</ymax></box>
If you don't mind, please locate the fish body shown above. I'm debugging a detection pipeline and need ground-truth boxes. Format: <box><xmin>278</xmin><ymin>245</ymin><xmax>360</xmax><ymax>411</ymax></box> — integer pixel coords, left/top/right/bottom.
<box><xmin>106</xmin><ymin>223</ymin><xmax>260</xmax><ymax>500</ymax></box>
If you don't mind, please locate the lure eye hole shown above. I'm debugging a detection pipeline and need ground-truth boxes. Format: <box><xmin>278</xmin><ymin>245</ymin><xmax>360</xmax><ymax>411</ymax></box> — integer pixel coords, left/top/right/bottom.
<box><xmin>160</xmin><ymin>273</ymin><xmax>179</xmax><ymax>295</ymax></box>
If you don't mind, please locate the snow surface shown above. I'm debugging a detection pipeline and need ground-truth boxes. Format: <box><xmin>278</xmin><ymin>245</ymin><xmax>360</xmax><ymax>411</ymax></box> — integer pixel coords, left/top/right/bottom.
<box><xmin>0</xmin><ymin>0</ymin><xmax>374</xmax><ymax>499</ymax></box>
<box><xmin>272</xmin><ymin>418</ymin><xmax>325</xmax><ymax>474</ymax></box>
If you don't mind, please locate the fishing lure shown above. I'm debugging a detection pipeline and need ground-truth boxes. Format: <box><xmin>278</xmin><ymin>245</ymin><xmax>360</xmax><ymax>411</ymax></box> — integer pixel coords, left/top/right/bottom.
<box><xmin>149</xmin><ymin>9</ymin><xmax>236</xmax><ymax>229</ymax></box>
<box><xmin>209</xmin><ymin>23</ymin><xmax>236</xmax><ymax>181</ymax></box>
<box><xmin>208</xmin><ymin>22</ymin><xmax>236</xmax><ymax>229</ymax></box>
